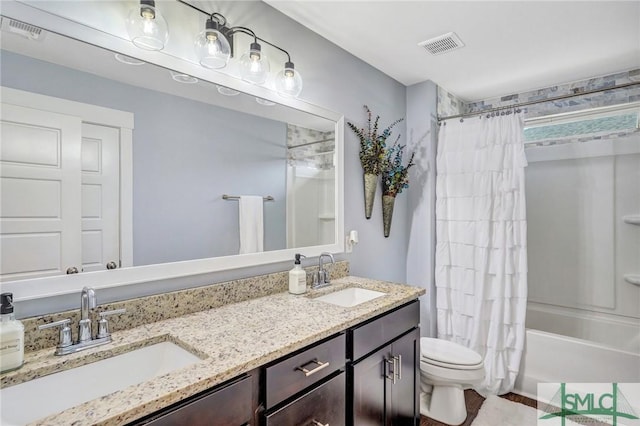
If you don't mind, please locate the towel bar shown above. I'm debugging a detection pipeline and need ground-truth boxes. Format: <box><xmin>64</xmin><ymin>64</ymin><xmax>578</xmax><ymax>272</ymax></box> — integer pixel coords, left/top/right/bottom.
<box><xmin>222</xmin><ymin>194</ymin><xmax>274</xmax><ymax>201</ymax></box>
<box><xmin>622</xmin><ymin>215</ymin><xmax>640</xmax><ymax>226</ymax></box>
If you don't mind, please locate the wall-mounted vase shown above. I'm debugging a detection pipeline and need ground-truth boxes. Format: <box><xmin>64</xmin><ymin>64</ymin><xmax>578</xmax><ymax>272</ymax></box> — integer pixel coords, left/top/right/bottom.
<box><xmin>382</xmin><ymin>194</ymin><xmax>395</xmax><ymax>237</ymax></box>
<box><xmin>363</xmin><ymin>173</ymin><xmax>377</xmax><ymax>219</ymax></box>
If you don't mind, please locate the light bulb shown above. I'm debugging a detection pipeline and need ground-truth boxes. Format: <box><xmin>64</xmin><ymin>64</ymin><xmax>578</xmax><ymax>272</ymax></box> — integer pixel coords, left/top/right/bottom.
<box><xmin>194</xmin><ymin>18</ymin><xmax>230</xmax><ymax>69</ymax></box>
<box><xmin>275</xmin><ymin>61</ymin><xmax>303</xmax><ymax>98</ymax></box>
<box><xmin>125</xmin><ymin>0</ymin><xmax>168</xmax><ymax>51</ymax></box>
<box><xmin>239</xmin><ymin>42</ymin><xmax>270</xmax><ymax>84</ymax></box>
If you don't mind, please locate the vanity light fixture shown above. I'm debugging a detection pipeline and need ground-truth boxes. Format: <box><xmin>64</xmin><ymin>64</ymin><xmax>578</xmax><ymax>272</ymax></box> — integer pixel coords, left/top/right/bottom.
<box><xmin>125</xmin><ymin>0</ymin><xmax>169</xmax><ymax>51</ymax></box>
<box><xmin>158</xmin><ymin>1</ymin><xmax>304</xmax><ymax>98</ymax></box>
<box><xmin>194</xmin><ymin>14</ymin><xmax>231</xmax><ymax>69</ymax></box>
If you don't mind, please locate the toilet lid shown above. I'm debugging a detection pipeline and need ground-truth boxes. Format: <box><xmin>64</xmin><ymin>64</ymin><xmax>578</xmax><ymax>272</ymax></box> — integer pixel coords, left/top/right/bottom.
<box><xmin>420</xmin><ymin>337</ymin><xmax>483</xmax><ymax>366</ymax></box>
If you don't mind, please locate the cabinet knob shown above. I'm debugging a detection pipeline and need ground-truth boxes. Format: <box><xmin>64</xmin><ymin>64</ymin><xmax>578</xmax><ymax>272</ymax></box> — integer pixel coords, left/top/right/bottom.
<box><xmin>66</xmin><ymin>266</ymin><xmax>79</xmax><ymax>274</ymax></box>
<box><xmin>106</xmin><ymin>261</ymin><xmax>118</xmax><ymax>270</ymax></box>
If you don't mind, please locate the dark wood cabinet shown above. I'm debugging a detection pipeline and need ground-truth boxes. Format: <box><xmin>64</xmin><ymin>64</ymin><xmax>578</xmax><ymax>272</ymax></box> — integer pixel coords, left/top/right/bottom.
<box><xmin>127</xmin><ymin>299</ymin><xmax>420</xmax><ymax>426</ymax></box>
<box><xmin>349</xmin><ymin>301</ymin><xmax>420</xmax><ymax>426</ymax></box>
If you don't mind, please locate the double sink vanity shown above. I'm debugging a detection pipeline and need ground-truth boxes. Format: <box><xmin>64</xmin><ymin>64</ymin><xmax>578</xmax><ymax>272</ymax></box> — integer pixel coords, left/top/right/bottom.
<box><xmin>1</xmin><ymin>271</ymin><xmax>424</xmax><ymax>425</ymax></box>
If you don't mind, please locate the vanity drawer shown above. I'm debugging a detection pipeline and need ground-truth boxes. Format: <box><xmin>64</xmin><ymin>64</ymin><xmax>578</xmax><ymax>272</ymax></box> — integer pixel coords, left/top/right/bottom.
<box><xmin>136</xmin><ymin>375</ymin><xmax>252</xmax><ymax>425</ymax></box>
<box><xmin>265</xmin><ymin>372</ymin><xmax>345</xmax><ymax>426</ymax></box>
<box><xmin>350</xmin><ymin>300</ymin><xmax>419</xmax><ymax>362</ymax></box>
<box><xmin>265</xmin><ymin>332</ymin><xmax>345</xmax><ymax>409</ymax></box>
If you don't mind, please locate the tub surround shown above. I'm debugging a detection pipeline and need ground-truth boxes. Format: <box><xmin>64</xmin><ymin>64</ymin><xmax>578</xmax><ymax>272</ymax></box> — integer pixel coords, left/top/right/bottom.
<box><xmin>1</xmin><ymin>273</ymin><xmax>424</xmax><ymax>425</ymax></box>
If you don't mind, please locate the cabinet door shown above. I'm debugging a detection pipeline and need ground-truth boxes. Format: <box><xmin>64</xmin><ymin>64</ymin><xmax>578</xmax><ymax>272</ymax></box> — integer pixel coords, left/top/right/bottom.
<box><xmin>352</xmin><ymin>344</ymin><xmax>389</xmax><ymax>426</ymax></box>
<box><xmin>389</xmin><ymin>328</ymin><xmax>420</xmax><ymax>426</ymax></box>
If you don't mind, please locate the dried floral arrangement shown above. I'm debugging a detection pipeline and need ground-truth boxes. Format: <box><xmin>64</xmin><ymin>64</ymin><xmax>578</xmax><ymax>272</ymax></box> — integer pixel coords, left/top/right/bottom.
<box><xmin>347</xmin><ymin>105</ymin><xmax>403</xmax><ymax>175</ymax></box>
<box><xmin>381</xmin><ymin>142</ymin><xmax>415</xmax><ymax>197</ymax></box>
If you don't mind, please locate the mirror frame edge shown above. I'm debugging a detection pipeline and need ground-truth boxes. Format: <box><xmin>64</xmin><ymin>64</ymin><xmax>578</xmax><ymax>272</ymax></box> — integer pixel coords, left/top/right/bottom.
<box><xmin>1</xmin><ymin>1</ymin><xmax>346</xmax><ymax>302</ymax></box>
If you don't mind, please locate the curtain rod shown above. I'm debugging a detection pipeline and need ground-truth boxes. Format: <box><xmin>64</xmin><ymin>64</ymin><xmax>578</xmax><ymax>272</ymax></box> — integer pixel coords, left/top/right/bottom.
<box><xmin>437</xmin><ymin>81</ymin><xmax>640</xmax><ymax>122</ymax></box>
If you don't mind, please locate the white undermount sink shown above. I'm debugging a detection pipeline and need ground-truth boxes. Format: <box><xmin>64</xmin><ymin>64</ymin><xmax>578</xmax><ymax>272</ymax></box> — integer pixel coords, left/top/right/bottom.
<box><xmin>314</xmin><ymin>287</ymin><xmax>386</xmax><ymax>307</ymax></box>
<box><xmin>0</xmin><ymin>341</ymin><xmax>202</xmax><ymax>426</ymax></box>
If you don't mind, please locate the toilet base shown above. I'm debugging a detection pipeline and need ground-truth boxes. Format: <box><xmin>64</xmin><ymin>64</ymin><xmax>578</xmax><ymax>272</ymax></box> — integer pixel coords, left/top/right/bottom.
<box><xmin>419</xmin><ymin>384</ymin><xmax>468</xmax><ymax>425</ymax></box>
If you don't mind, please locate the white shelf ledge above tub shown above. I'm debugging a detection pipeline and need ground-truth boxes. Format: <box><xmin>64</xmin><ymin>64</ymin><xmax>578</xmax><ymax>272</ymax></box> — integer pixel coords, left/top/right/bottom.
<box><xmin>624</xmin><ymin>274</ymin><xmax>640</xmax><ymax>286</ymax></box>
<box><xmin>623</xmin><ymin>215</ymin><xmax>640</xmax><ymax>225</ymax></box>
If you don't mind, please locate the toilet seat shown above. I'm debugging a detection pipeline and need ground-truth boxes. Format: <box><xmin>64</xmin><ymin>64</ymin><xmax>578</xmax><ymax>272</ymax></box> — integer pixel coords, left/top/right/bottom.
<box><xmin>420</xmin><ymin>360</ymin><xmax>485</xmax><ymax>384</ymax></box>
<box><xmin>421</xmin><ymin>356</ymin><xmax>483</xmax><ymax>370</ymax></box>
<box><xmin>420</xmin><ymin>337</ymin><xmax>483</xmax><ymax>369</ymax></box>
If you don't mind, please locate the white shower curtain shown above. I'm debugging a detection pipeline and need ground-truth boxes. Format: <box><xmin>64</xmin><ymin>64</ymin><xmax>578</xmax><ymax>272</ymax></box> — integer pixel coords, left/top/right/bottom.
<box><xmin>435</xmin><ymin>113</ymin><xmax>528</xmax><ymax>395</ymax></box>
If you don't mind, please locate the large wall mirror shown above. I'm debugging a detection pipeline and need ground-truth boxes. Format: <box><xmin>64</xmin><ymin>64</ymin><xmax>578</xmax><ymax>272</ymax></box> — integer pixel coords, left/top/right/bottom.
<box><xmin>0</xmin><ymin>1</ymin><xmax>344</xmax><ymax>301</ymax></box>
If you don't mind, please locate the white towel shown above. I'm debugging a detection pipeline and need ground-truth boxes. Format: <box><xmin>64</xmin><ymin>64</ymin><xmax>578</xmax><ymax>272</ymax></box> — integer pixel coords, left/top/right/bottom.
<box><xmin>238</xmin><ymin>196</ymin><xmax>264</xmax><ymax>254</ymax></box>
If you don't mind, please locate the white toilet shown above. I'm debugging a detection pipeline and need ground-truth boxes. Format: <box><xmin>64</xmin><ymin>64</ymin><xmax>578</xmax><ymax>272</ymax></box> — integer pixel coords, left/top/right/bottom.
<box><xmin>419</xmin><ymin>337</ymin><xmax>485</xmax><ymax>425</ymax></box>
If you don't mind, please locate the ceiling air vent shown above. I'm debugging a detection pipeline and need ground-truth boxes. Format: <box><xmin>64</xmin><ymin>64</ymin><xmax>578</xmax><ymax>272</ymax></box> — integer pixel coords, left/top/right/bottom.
<box><xmin>0</xmin><ymin>17</ymin><xmax>46</xmax><ymax>41</ymax></box>
<box><xmin>418</xmin><ymin>32</ymin><xmax>464</xmax><ymax>55</ymax></box>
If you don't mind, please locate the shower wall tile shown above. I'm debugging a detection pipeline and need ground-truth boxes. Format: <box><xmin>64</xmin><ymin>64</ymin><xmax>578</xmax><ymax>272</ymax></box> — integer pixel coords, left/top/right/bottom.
<box><xmin>437</xmin><ymin>69</ymin><xmax>640</xmax><ymax>120</ymax></box>
<box><xmin>437</xmin><ymin>86</ymin><xmax>464</xmax><ymax>117</ymax></box>
<box><xmin>287</xmin><ymin>124</ymin><xmax>335</xmax><ymax>170</ymax></box>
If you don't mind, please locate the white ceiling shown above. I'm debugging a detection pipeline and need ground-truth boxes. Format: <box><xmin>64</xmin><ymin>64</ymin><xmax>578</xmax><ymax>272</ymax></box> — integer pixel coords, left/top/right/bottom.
<box><xmin>265</xmin><ymin>1</ymin><xmax>640</xmax><ymax>101</ymax></box>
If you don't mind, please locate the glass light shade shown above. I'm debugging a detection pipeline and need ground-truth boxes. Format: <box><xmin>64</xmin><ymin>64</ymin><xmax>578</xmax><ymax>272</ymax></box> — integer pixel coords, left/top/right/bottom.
<box><xmin>239</xmin><ymin>43</ymin><xmax>270</xmax><ymax>85</ymax></box>
<box><xmin>126</xmin><ymin>2</ymin><xmax>169</xmax><ymax>51</ymax></box>
<box><xmin>275</xmin><ymin>62</ymin><xmax>303</xmax><ymax>98</ymax></box>
<box><xmin>194</xmin><ymin>23</ymin><xmax>230</xmax><ymax>69</ymax></box>
<box><xmin>216</xmin><ymin>85</ymin><xmax>240</xmax><ymax>96</ymax></box>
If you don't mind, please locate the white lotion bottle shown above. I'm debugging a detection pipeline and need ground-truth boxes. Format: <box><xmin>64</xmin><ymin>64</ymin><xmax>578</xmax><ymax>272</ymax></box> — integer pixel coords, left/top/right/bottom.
<box><xmin>0</xmin><ymin>293</ymin><xmax>24</xmax><ymax>373</ymax></box>
<box><xmin>288</xmin><ymin>253</ymin><xmax>307</xmax><ymax>294</ymax></box>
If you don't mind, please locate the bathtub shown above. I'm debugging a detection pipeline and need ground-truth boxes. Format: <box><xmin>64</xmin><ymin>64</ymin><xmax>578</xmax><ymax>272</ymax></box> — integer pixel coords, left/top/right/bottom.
<box><xmin>514</xmin><ymin>329</ymin><xmax>640</xmax><ymax>399</ymax></box>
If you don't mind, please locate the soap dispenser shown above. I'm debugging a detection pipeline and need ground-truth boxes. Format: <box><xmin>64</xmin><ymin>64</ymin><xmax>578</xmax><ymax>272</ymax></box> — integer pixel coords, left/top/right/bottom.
<box><xmin>0</xmin><ymin>293</ymin><xmax>24</xmax><ymax>373</ymax></box>
<box><xmin>289</xmin><ymin>254</ymin><xmax>307</xmax><ymax>294</ymax></box>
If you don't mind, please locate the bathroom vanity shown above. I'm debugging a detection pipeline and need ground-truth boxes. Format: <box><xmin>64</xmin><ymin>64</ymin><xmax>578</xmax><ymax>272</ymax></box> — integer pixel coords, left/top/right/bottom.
<box><xmin>0</xmin><ymin>276</ymin><xmax>424</xmax><ymax>425</ymax></box>
<box><xmin>131</xmin><ymin>300</ymin><xmax>419</xmax><ymax>426</ymax></box>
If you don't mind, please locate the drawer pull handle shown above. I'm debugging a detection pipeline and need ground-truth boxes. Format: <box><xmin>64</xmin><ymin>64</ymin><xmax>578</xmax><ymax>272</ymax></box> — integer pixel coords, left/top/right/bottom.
<box><xmin>311</xmin><ymin>420</ymin><xmax>329</xmax><ymax>426</ymax></box>
<box><xmin>296</xmin><ymin>359</ymin><xmax>330</xmax><ymax>377</ymax></box>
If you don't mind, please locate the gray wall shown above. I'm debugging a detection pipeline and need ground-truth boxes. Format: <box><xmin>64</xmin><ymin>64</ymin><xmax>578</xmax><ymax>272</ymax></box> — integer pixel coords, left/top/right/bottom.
<box><xmin>0</xmin><ymin>51</ymin><xmax>287</xmax><ymax>265</ymax></box>
<box><xmin>7</xmin><ymin>1</ymin><xmax>438</xmax><ymax>318</ymax></box>
<box><xmin>405</xmin><ymin>81</ymin><xmax>438</xmax><ymax>337</ymax></box>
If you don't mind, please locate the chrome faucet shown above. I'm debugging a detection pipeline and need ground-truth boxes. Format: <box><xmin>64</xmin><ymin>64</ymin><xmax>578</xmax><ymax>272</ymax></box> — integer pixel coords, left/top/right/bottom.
<box><xmin>38</xmin><ymin>287</ymin><xmax>126</xmax><ymax>356</ymax></box>
<box><xmin>78</xmin><ymin>286</ymin><xmax>96</xmax><ymax>342</ymax></box>
<box><xmin>313</xmin><ymin>252</ymin><xmax>335</xmax><ymax>289</ymax></box>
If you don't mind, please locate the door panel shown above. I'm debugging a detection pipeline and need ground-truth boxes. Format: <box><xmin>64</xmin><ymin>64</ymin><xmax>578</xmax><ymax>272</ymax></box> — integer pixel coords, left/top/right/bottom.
<box><xmin>0</xmin><ymin>103</ymin><xmax>81</xmax><ymax>280</ymax></box>
<box><xmin>80</xmin><ymin>123</ymin><xmax>119</xmax><ymax>272</ymax></box>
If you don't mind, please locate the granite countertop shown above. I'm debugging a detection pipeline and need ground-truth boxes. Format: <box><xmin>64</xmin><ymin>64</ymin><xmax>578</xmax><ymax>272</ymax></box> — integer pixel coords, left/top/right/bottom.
<box><xmin>1</xmin><ymin>276</ymin><xmax>424</xmax><ymax>425</ymax></box>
